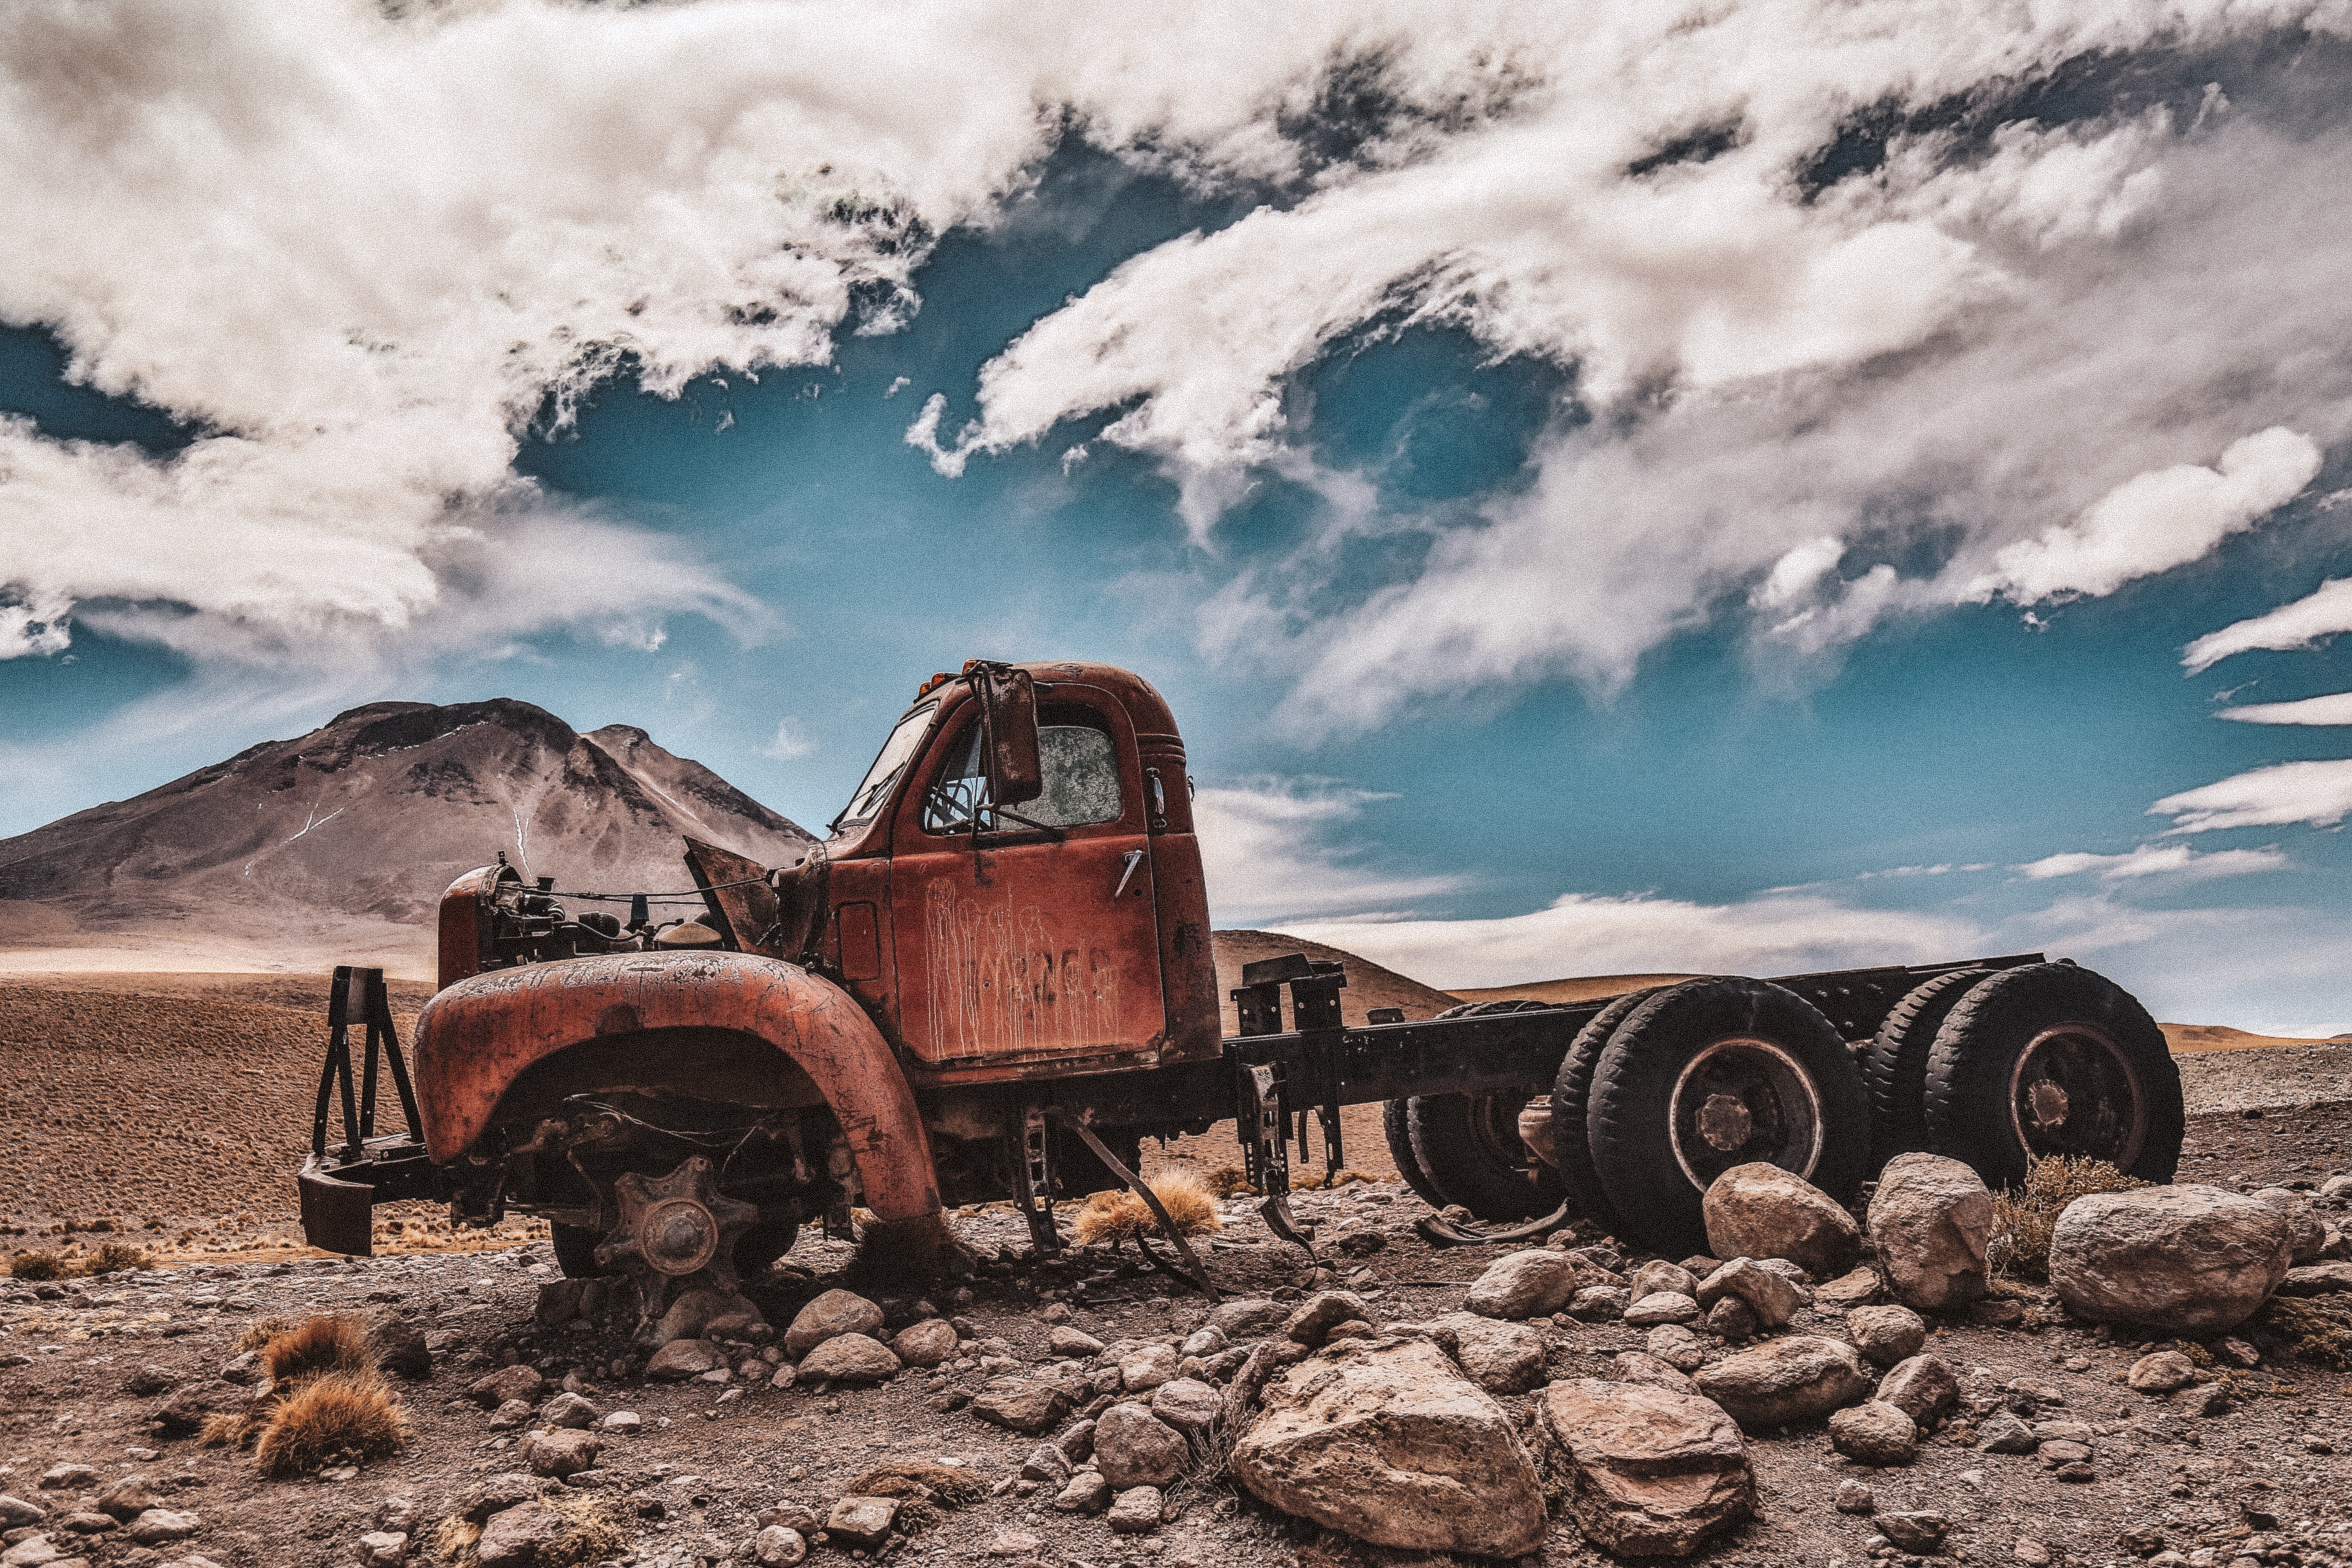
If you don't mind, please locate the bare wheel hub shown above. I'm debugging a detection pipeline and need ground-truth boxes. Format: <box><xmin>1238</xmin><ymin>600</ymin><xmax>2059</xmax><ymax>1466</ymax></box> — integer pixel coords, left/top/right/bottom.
<box><xmin>1697</xmin><ymin>1093</ymin><xmax>1754</xmax><ymax>1152</ymax></box>
<box><xmin>596</xmin><ymin>1155</ymin><xmax>761</xmax><ymax>1335</ymax></box>
<box><xmin>638</xmin><ymin>1197</ymin><xmax>721</xmax><ymax>1276</ymax></box>
<box><xmin>2026</xmin><ymin>1078</ymin><xmax>2071</xmax><ymax>1131</ymax></box>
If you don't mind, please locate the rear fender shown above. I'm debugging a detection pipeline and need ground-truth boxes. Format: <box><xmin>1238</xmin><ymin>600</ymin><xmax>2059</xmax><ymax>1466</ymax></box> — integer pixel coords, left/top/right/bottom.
<box><xmin>414</xmin><ymin>951</ymin><xmax>942</xmax><ymax>1225</ymax></box>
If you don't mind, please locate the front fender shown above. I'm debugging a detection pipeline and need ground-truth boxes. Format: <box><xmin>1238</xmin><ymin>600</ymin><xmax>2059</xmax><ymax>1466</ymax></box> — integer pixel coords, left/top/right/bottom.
<box><xmin>414</xmin><ymin>951</ymin><xmax>942</xmax><ymax>1226</ymax></box>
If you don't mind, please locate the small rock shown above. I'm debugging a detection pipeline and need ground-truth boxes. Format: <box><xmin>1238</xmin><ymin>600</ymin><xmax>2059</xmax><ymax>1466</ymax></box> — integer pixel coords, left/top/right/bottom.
<box><xmin>798</xmin><ymin>1334</ymin><xmax>900</xmax><ymax>1386</ymax></box>
<box><xmin>2180</xmin><ymin>1382</ymin><xmax>2231</xmax><ymax>1417</ymax></box>
<box><xmin>92</xmin><ymin>1477</ymin><xmax>156</xmax><ymax>1521</ymax></box>
<box><xmin>1692</xmin><ymin>1336</ymin><xmax>1872</xmax><ymax>1430</ymax></box>
<box><xmin>1282</xmin><ymin>1291</ymin><xmax>1368</xmax><ymax>1345</ymax></box>
<box><xmin>1695</xmin><ymin>1257</ymin><xmax>1804</xmax><ymax>1328</ymax></box>
<box><xmin>1646</xmin><ymin>1324</ymin><xmax>1708</xmax><ymax>1373</ymax></box>
<box><xmin>59</xmin><ymin>1511</ymin><xmax>115</xmax><ymax>1533</ymax></box>
<box><xmin>0</xmin><ymin>1498</ymin><xmax>45</xmax><ymax>1528</ymax></box>
<box><xmin>1053</xmin><ymin>1471</ymin><xmax>1111</xmax><ymax>1513</ymax></box>
<box><xmin>1847</xmin><ymin>1305</ymin><xmax>1927</xmax><ymax>1368</ymax></box>
<box><xmin>822</xmin><ymin>1496</ymin><xmax>898</xmax><ymax>1550</ymax></box>
<box><xmin>487</xmin><ymin>1398</ymin><xmax>535</xmax><ymax>1431</ymax></box>
<box><xmin>122</xmin><ymin>1508</ymin><xmax>201</xmax><ymax>1546</ymax></box>
<box><xmin>1568</xmin><ymin>1286</ymin><xmax>1630</xmax><ymax>1321</ymax></box>
<box><xmin>468</xmin><ymin>1365</ymin><xmax>545</xmax><ymax>1407</ymax></box>
<box><xmin>521</xmin><ymin>1429</ymin><xmax>599</xmax><ymax>1480</ymax></box>
<box><xmin>1120</xmin><ymin>1343</ymin><xmax>1181</xmax><ymax>1392</ymax></box>
<box><xmin>1869</xmin><ymin>1154</ymin><xmax>1993</xmax><ymax>1313</ymax></box>
<box><xmin>474</xmin><ymin>1501</ymin><xmax>564</xmax><ymax>1568</ymax></box>
<box><xmin>783</xmin><ymin>1290</ymin><xmax>885</xmax><ymax>1358</ymax></box>
<box><xmin>890</xmin><ymin>1319</ymin><xmax>958</xmax><ymax>1369</ymax></box>
<box><xmin>1834</xmin><ymin>1479</ymin><xmax>1874</xmax><ymax>1514</ymax></box>
<box><xmin>2275</xmin><ymin>1261</ymin><xmax>2352</xmax><ymax>1296</ymax></box>
<box><xmin>1464</xmin><ymin>1250</ymin><xmax>1582</xmax><ymax>1319</ymax></box>
<box><xmin>368</xmin><ymin>1319</ymin><xmax>432</xmax><ymax>1380</ymax></box>
<box><xmin>1977</xmin><ymin>1410</ymin><xmax>2039</xmax><ymax>1454</ymax></box>
<box><xmin>356</xmin><ymin>1530</ymin><xmax>410</xmax><ymax>1567</ymax></box>
<box><xmin>651</xmin><ymin>1287</ymin><xmax>760</xmax><ymax>1348</ymax></box>
<box><xmin>1150</xmin><ymin>1377</ymin><xmax>1222</xmax><ymax>1437</ymax></box>
<box><xmin>2128</xmin><ymin>1351</ymin><xmax>2198</xmax><ymax>1393</ymax></box>
<box><xmin>2013</xmin><ymin>1539</ymin><xmax>2052</xmax><ymax>1566</ymax></box>
<box><xmin>1702</xmin><ymin>1163</ymin><xmax>1862</xmax><ymax>1276</ymax></box>
<box><xmin>2251</xmin><ymin>1187</ymin><xmax>2327</xmax><ymax>1262</ymax></box>
<box><xmin>1705</xmin><ymin>1295</ymin><xmax>1758</xmax><ymax>1342</ymax></box>
<box><xmin>1624</xmin><ymin>1291</ymin><xmax>1701</xmax><ymax>1326</ymax></box>
<box><xmin>1817</xmin><ymin>1267</ymin><xmax>1882</xmax><ymax>1307</ymax></box>
<box><xmin>1107</xmin><ymin>1484</ymin><xmax>1164</xmax><ymax>1534</ymax></box>
<box><xmin>752</xmin><ymin>1524</ymin><xmax>807</xmax><ymax>1566</ymax></box>
<box><xmin>1180</xmin><ymin>1325</ymin><xmax>1227</xmax><ymax>1358</ymax></box>
<box><xmin>969</xmin><ymin>1380</ymin><xmax>1076</xmax><ymax>1434</ymax></box>
<box><xmin>601</xmin><ymin>1411</ymin><xmax>641</xmax><ymax>1433</ymax></box>
<box><xmin>36</xmin><ymin>1467</ymin><xmax>95</xmax><ymax>1492</ymax></box>
<box><xmin>2211</xmin><ymin>1336</ymin><xmax>2259</xmax><ymax>1368</ymax></box>
<box><xmin>1829</xmin><ymin>1401</ymin><xmax>1919</xmax><ymax>1466</ymax></box>
<box><xmin>1020</xmin><ymin>1442</ymin><xmax>1071</xmax><ymax>1484</ymax></box>
<box><xmin>1628</xmin><ymin>1261</ymin><xmax>1699</xmax><ymax>1301</ymax></box>
<box><xmin>987</xmin><ymin>1529</ymin><xmax>1044</xmax><ymax>1557</ymax></box>
<box><xmin>539</xmin><ymin>1392</ymin><xmax>599</xmax><ymax>1429</ymax></box>
<box><xmin>1094</xmin><ymin>1402</ymin><xmax>1189</xmax><ymax>1489</ymax></box>
<box><xmin>1049</xmin><ymin>1325</ymin><xmax>1106</xmax><ymax>1359</ymax></box>
<box><xmin>1879</xmin><ymin>1510</ymin><xmax>1949</xmax><ymax>1552</ymax></box>
<box><xmin>1430</xmin><ymin>1312</ymin><xmax>1549</xmax><ymax>1394</ymax></box>
<box><xmin>1209</xmin><ymin>1298</ymin><xmax>1288</xmax><ymax>1337</ymax></box>
<box><xmin>1876</xmin><ymin>1354</ymin><xmax>1958</xmax><ymax>1428</ymax></box>
<box><xmin>1058</xmin><ymin>1416</ymin><xmax>1097</xmax><ymax>1462</ymax></box>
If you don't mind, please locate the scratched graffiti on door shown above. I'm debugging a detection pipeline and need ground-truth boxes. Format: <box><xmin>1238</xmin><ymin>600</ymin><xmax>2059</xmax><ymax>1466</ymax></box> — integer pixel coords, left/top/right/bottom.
<box><xmin>924</xmin><ymin>880</ymin><xmax>1120</xmax><ymax>1057</ymax></box>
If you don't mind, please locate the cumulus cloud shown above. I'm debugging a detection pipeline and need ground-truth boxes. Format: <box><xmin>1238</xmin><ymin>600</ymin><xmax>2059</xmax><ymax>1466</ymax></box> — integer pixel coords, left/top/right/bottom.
<box><xmin>1274</xmin><ymin>891</ymin><xmax>1982</xmax><ymax>992</ymax></box>
<box><xmin>2014</xmin><ymin>842</ymin><xmax>2288</xmax><ymax>881</ymax></box>
<box><xmin>2151</xmin><ymin>759</ymin><xmax>2352</xmax><ymax>832</ymax></box>
<box><xmin>1192</xmin><ymin>776</ymin><xmax>1468</xmax><ymax>926</ymax></box>
<box><xmin>2185</xmin><ymin>577</ymin><xmax>2352</xmax><ymax>672</ymax></box>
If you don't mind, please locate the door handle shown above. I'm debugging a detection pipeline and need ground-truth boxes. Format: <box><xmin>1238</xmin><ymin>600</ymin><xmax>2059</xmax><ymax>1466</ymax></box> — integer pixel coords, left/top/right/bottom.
<box><xmin>1114</xmin><ymin>849</ymin><xmax>1145</xmax><ymax>898</ymax></box>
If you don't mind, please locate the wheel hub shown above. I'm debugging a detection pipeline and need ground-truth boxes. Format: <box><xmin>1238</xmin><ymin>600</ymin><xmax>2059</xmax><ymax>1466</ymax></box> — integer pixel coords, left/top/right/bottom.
<box><xmin>2006</xmin><ymin>1024</ymin><xmax>2146</xmax><ymax>1167</ymax></box>
<box><xmin>596</xmin><ymin>1155</ymin><xmax>762</xmax><ymax>1337</ymax></box>
<box><xmin>638</xmin><ymin>1197</ymin><xmax>721</xmax><ymax>1276</ymax></box>
<box><xmin>2026</xmin><ymin>1078</ymin><xmax>2070</xmax><ymax>1131</ymax></box>
<box><xmin>1697</xmin><ymin>1093</ymin><xmax>1753</xmax><ymax>1151</ymax></box>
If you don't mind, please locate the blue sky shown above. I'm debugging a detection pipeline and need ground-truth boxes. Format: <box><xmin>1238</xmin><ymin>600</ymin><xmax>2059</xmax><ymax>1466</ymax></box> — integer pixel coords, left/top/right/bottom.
<box><xmin>8</xmin><ymin>1</ymin><xmax>2352</xmax><ymax>1031</ymax></box>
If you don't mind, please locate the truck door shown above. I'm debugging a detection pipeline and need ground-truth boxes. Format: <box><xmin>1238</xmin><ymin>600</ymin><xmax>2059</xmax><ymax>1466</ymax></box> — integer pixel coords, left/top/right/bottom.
<box><xmin>888</xmin><ymin>688</ymin><xmax>1167</xmax><ymax>1074</ymax></box>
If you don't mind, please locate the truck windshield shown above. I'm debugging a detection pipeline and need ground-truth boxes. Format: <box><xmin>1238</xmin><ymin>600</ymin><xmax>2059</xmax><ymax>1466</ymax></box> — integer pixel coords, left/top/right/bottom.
<box><xmin>832</xmin><ymin>703</ymin><xmax>935</xmax><ymax>830</ymax></box>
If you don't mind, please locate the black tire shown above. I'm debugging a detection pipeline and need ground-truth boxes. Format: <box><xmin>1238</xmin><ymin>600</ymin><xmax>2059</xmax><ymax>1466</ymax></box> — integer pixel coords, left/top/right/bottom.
<box><xmin>552</xmin><ymin>1223</ymin><xmax>607</xmax><ymax>1279</ymax></box>
<box><xmin>1588</xmin><ymin>976</ymin><xmax>1871</xmax><ymax>1259</ymax></box>
<box><xmin>1922</xmin><ymin>962</ymin><xmax>2182</xmax><ymax>1190</ymax></box>
<box><xmin>1863</xmin><ymin>969</ymin><xmax>1988</xmax><ymax>1172</ymax></box>
<box><xmin>1382</xmin><ymin>1098</ymin><xmax>1451</xmax><ymax>1210</ymax></box>
<box><xmin>1551</xmin><ymin>987</ymin><xmax>1665</xmax><ymax>1238</ymax></box>
<box><xmin>1405</xmin><ymin>1000</ymin><xmax>1566</xmax><ymax>1221</ymax></box>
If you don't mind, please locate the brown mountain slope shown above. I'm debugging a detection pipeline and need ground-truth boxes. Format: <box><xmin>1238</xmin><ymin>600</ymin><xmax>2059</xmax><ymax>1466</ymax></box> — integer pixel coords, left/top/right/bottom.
<box><xmin>1210</xmin><ymin>929</ymin><xmax>1459</xmax><ymax>1033</ymax></box>
<box><xmin>1448</xmin><ymin>972</ymin><xmax>1701</xmax><ymax>1007</ymax></box>
<box><xmin>0</xmin><ymin>699</ymin><xmax>810</xmax><ymax>977</ymax></box>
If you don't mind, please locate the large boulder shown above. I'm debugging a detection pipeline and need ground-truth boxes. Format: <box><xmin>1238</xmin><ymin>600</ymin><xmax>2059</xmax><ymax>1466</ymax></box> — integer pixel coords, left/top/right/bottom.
<box><xmin>2048</xmin><ymin>1186</ymin><xmax>2294</xmax><ymax>1334</ymax></box>
<box><xmin>1702</xmin><ymin>1164</ymin><xmax>1861</xmax><ymax>1277</ymax></box>
<box><xmin>1875</xmin><ymin>1354</ymin><xmax>1958</xmax><ymax>1428</ymax></box>
<box><xmin>1867</xmin><ymin>1154</ymin><xmax>1993</xmax><ymax>1313</ymax></box>
<box><xmin>1537</xmin><ymin>1379</ymin><xmax>1753</xmax><ymax>1558</ymax></box>
<box><xmin>783</xmin><ymin>1290</ymin><xmax>884</xmax><ymax>1358</ymax></box>
<box><xmin>799</xmin><ymin>1334</ymin><xmax>900</xmax><ymax>1386</ymax></box>
<box><xmin>1828</xmin><ymin>1401</ymin><xmax>1918</xmax><ymax>1466</ymax></box>
<box><xmin>1846</xmin><ymin>1305</ymin><xmax>1927</xmax><ymax>1368</ymax></box>
<box><xmin>1464</xmin><ymin>1251</ymin><xmax>1582</xmax><ymax>1320</ymax></box>
<box><xmin>1692</xmin><ymin>1336</ymin><xmax>1872</xmax><ymax>1430</ymax></box>
<box><xmin>1229</xmin><ymin>1338</ymin><xmax>1546</xmax><ymax>1559</ymax></box>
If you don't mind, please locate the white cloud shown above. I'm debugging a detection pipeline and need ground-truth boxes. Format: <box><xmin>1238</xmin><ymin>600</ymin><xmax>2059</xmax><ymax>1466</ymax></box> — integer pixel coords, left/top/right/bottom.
<box><xmin>1273</xmin><ymin>890</ymin><xmax>1982</xmax><ymax>992</ymax></box>
<box><xmin>2014</xmin><ymin>842</ymin><xmax>2289</xmax><ymax>882</ymax></box>
<box><xmin>2185</xmin><ymin>577</ymin><xmax>2352</xmax><ymax>672</ymax></box>
<box><xmin>2150</xmin><ymin>758</ymin><xmax>2352</xmax><ymax>833</ymax></box>
<box><xmin>2217</xmin><ymin>691</ymin><xmax>2352</xmax><ymax>725</ymax></box>
<box><xmin>760</xmin><ymin>719</ymin><xmax>818</xmax><ymax>762</ymax></box>
<box><xmin>1979</xmin><ymin>428</ymin><xmax>2321</xmax><ymax>603</ymax></box>
<box><xmin>1192</xmin><ymin>776</ymin><xmax>1468</xmax><ymax>926</ymax></box>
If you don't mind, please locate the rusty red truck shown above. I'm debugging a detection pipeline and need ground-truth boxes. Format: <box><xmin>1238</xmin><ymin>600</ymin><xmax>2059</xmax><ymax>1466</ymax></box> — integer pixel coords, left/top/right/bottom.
<box><xmin>298</xmin><ymin>658</ymin><xmax>2184</xmax><ymax>1323</ymax></box>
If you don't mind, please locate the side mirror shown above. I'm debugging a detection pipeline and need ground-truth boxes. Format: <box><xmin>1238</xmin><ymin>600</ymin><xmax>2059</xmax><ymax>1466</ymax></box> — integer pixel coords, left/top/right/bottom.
<box><xmin>970</xmin><ymin>662</ymin><xmax>1043</xmax><ymax>807</ymax></box>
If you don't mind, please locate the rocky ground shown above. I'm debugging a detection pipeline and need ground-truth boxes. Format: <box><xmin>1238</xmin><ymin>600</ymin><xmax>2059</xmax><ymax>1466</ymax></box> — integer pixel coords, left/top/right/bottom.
<box><xmin>3</xmin><ymin>1101</ymin><xmax>2350</xmax><ymax>1568</ymax></box>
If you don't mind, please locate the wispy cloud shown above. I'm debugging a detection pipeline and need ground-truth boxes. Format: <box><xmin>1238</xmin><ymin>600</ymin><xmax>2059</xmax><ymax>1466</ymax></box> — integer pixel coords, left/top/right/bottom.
<box><xmin>2216</xmin><ymin>691</ymin><xmax>2352</xmax><ymax>726</ymax></box>
<box><xmin>2016</xmin><ymin>842</ymin><xmax>2289</xmax><ymax>881</ymax></box>
<box><xmin>760</xmin><ymin>719</ymin><xmax>818</xmax><ymax>762</ymax></box>
<box><xmin>2151</xmin><ymin>760</ymin><xmax>2352</xmax><ymax>833</ymax></box>
<box><xmin>2185</xmin><ymin>577</ymin><xmax>2352</xmax><ymax>673</ymax></box>
<box><xmin>1192</xmin><ymin>776</ymin><xmax>1468</xmax><ymax>926</ymax></box>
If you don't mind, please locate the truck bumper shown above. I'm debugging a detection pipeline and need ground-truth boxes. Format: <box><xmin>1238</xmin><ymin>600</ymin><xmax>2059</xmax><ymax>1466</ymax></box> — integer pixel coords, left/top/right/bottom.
<box><xmin>297</xmin><ymin>1138</ymin><xmax>442</xmax><ymax>1256</ymax></box>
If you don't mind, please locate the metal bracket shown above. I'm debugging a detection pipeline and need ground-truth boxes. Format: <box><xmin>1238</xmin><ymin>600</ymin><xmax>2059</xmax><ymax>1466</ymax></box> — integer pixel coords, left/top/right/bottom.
<box><xmin>1241</xmin><ymin>1062</ymin><xmax>1316</xmax><ymax>1256</ymax></box>
<box><xmin>1008</xmin><ymin>1102</ymin><xmax>1062</xmax><ymax>1254</ymax></box>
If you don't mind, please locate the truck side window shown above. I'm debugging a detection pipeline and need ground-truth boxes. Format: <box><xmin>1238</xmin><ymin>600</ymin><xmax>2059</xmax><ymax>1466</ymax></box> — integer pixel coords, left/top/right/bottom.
<box><xmin>920</xmin><ymin>714</ymin><xmax>1123</xmax><ymax>834</ymax></box>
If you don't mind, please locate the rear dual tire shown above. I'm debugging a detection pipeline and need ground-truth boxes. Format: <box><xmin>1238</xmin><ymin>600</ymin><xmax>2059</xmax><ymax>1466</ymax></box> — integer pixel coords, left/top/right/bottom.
<box><xmin>1387</xmin><ymin>1000</ymin><xmax>1564</xmax><ymax>1222</ymax></box>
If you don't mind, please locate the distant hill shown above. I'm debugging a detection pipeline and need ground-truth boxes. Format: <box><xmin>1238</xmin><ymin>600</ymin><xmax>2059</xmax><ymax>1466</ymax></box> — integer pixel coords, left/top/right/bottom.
<box><xmin>0</xmin><ymin>699</ymin><xmax>811</xmax><ymax>976</ymax></box>
<box><xmin>1210</xmin><ymin>929</ymin><xmax>1460</xmax><ymax>1033</ymax></box>
<box><xmin>1448</xmin><ymin>973</ymin><xmax>1701</xmax><ymax>1007</ymax></box>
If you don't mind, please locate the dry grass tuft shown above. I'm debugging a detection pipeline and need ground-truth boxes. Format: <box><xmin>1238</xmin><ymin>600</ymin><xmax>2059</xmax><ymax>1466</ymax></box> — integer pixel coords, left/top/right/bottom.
<box><xmin>536</xmin><ymin>1496</ymin><xmax>630</xmax><ymax>1568</ymax></box>
<box><xmin>2256</xmin><ymin>1295</ymin><xmax>2352</xmax><ymax>1369</ymax></box>
<box><xmin>6</xmin><ymin>1251</ymin><xmax>66</xmax><ymax>1280</ymax></box>
<box><xmin>429</xmin><ymin>1516</ymin><xmax>481</xmax><ymax>1563</ymax></box>
<box><xmin>847</xmin><ymin>1459</ymin><xmax>987</xmax><ymax>1506</ymax></box>
<box><xmin>262</xmin><ymin>1313</ymin><xmax>375</xmax><ymax>1383</ymax></box>
<box><xmin>236</xmin><ymin>1315</ymin><xmax>303</xmax><ymax>1351</ymax></box>
<box><xmin>1989</xmin><ymin>1156</ymin><xmax>2149</xmax><ymax>1280</ymax></box>
<box><xmin>253</xmin><ymin>1370</ymin><xmax>409</xmax><ymax>1477</ymax></box>
<box><xmin>1071</xmin><ymin>1170</ymin><xmax>1224</xmax><ymax>1247</ymax></box>
<box><xmin>1204</xmin><ymin>1166</ymin><xmax>1255</xmax><ymax>1198</ymax></box>
<box><xmin>84</xmin><ymin>1241</ymin><xmax>154</xmax><ymax>1274</ymax></box>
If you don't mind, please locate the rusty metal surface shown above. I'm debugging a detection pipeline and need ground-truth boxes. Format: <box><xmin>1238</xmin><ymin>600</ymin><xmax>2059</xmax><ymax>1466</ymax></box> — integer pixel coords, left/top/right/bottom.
<box><xmin>437</xmin><ymin>863</ymin><xmax>515</xmax><ymax>990</ymax></box>
<box><xmin>412</xmin><ymin>950</ymin><xmax>945</xmax><ymax>1226</ymax></box>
